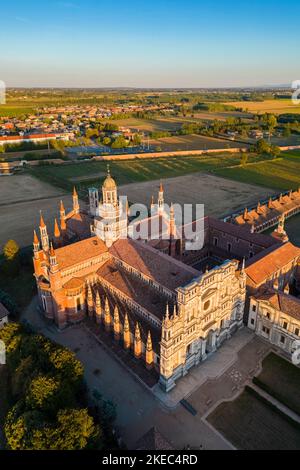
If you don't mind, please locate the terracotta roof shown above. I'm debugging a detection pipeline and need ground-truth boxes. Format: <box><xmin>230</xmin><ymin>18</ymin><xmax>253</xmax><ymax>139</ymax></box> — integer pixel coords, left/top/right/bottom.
<box><xmin>253</xmin><ymin>290</ymin><xmax>300</xmax><ymax>321</ymax></box>
<box><xmin>63</xmin><ymin>277</ymin><xmax>85</xmax><ymax>290</ymax></box>
<box><xmin>136</xmin><ymin>427</ymin><xmax>174</xmax><ymax>450</ymax></box>
<box><xmin>66</xmin><ymin>211</ymin><xmax>92</xmax><ymax>239</ymax></box>
<box><xmin>97</xmin><ymin>259</ymin><xmax>170</xmax><ymax>320</ymax></box>
<box><xmin>246</xmin><ymin>242</ymin><xmax>300</xmax><ymax>286</ymax></box>
<box><xmin>109</xmin><ymin>238</ymin><xmax>199</xmax><ymax>292</ymax></box>
<box><xmin>235</xmin><ymin>191</ymin><xmax>300</xmax><ymax>227</ymax></box>
<box><xmin>0</xmin><ymin>302</ymin><xmax>9</xmax><ymax>320</ymax></box>
<box><xmin>55</xmin><ymin>236</ymin><xmax>108</xmax><ymax>269</ymax></box>
<box><xmin>0</xmin><ymin>133</ymin><xmax>64</xmax><ymax>142</ymax></box>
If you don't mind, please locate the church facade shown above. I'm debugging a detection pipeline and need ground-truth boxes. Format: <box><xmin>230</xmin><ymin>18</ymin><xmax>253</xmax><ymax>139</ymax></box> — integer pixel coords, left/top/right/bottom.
<box><xmin>32</xmin><ymin>168</ymin><xmax>300</xmax><ymax>391</ymax></box>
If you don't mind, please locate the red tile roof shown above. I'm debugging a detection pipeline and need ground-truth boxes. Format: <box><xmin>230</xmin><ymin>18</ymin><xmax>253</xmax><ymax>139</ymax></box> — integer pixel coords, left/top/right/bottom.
<box><xmin>246</xmin><ymin>242</ymin><xmax>300</xmax><ymax>286</ymax></box>
<box><xmin>253</xmin><ymin>290</ymin><xmax>300</xmax><ymax>321</ymax></box>
<box><xmin>55</xmin><ymin>236</ymin><xmax>108</xmax><ymax>269</ymax></box>
<box><xmin>109</xmin><ymin>238</ymin><xmax>199</xmax><ymax>292</ymax></box>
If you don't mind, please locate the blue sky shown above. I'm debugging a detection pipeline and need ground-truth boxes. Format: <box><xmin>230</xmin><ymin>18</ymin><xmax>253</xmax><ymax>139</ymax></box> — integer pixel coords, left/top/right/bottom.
<box><xmin>1</xmin><ymin>0</ymin><xmax>300</xmax><ymax>87</ymax></box>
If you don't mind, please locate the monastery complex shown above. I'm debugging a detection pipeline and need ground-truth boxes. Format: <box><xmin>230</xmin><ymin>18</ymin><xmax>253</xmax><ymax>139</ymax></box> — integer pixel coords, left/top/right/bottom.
<box><xmin>32</xmin><ymin>169</ymin><xmax>300</xmax><ymax>391</ymax></box>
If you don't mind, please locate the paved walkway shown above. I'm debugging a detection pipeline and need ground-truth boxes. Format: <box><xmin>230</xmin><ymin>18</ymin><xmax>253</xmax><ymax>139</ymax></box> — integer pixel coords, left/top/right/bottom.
<box><xmin>154</xmin><ymin>327</ymin><xmax>255</xmax><ymax>408</ymax></box>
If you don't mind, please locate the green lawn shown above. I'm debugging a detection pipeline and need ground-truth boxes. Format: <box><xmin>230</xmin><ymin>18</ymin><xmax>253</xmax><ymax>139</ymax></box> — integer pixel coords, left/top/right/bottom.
<box><xmin>0</xmin><ymin>106</ymin><xmax>35</xmax><ymax>117</ymax></box>
<box><xmin>253</xmin><ymin>353</ymin><xmax>300</xmax><ymax>415</ymax></box>
<box><xmin>30</xmin><ymin>153</ymin><xmax>261</xmax><ymax>192</ymax></box>
<box><xmin>214</xmin><ymin>151</ymin><xmax>300</xmax><ymax>190</ymax></box>
<box><xmin>207</xmin><ymin>387</ymin><xmax>300</xmax><ymax>450</ymax></box>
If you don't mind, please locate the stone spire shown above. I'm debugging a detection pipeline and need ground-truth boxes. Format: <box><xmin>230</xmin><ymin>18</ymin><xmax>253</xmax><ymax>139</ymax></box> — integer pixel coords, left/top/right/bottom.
<box><xmin>165</xmin><ymin>303</ymin><xmax>170</xmax><ymax>322</ymax></box>
<box><xmin>104</xmin><ymin>297</ymin><xmax>111</xmax><ymax>331</ymax></box>
<box><xmin>87</xmin><ymin>284</ymin><xmax>94</xmax><ymax>318</ymax></box>
<box><xmin>49</xmin><ymin>243</ymin><xmax>58</xmax><ymax>273</ymax></box>
<box><xmin>95</xmin><ymin>291</ymin><xmax>102</xmax><ymax>324</ymax></box>
<box><xmin>169</xmin><ymin>203</ymin><xmax>176</xmax><ymax>238</ymax></box>
<box><xmin>146</xmin><ymin>331</ymin><xmax>154</xmax><ymax>369</ymax></box>
<box><xmin>54</xmin><ymin>218</ymin><xmax>61</xmax><ymax>239</ymax></box>
<box><xmin>33</xmin><ymin>230</ymin><xmax>40</xmax><ymax>254</ymax></box>
<box><xmin>284</xmin><ymin>283</ymin><xmax>290</xmax><ymax>295</ymax></box>
<box><xmin>256</xmin><ymin>201</ymin><xmax>261</xmax><ymax>214</ymax></box>
<box><xmin>73</xmin><ymin>187</ymin><xmax>80</xmax><ymax>214</ymax></box>
<box><xmin>123</xmin><ymin>313</ymin><xmax>131</xmax><ymax>350</ymax></box>
<box><xmin>60</xmin><ymin>200</ymin><xmax>66</xmax><ymax>219</ymax></box>
<box><xmin>271</xmin><ymin>213</ymin><xmax>289</xmax><ymax>243</ymax></box>
<box><xmin>158</xmin><ymin>180</ymin><xmax>165</xmax><ymax>214</ymax></box>
<box><xmin>39</xmin><ymin>212</ymin><xmax>49</xmax><ymax>252</ymax></box>
<box><xmin>60</xmin><ymin>200</ymin><xmax>67</xmax><ymax>232</ymax></box>
<box><xmin>113</xmin><ymin>304</ymin><xmax>121</xmax><ymax>340</ymax></box>
<box><xmin>150</xmin><ymin>195</ymin><xmax>155</xmax><ymax>213</ymax></box>
<box><xmin>134</xmin><ymin>322</ymin><xmax>142</xmax><ymax>358</ymax></box>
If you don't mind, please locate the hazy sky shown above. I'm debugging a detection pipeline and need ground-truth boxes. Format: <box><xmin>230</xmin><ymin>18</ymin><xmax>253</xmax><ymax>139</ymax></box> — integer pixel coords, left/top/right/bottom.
<box><xmin>1</xmin><ymin>0</ymin><xmax>300</xmax><ymax>88</ymax></box>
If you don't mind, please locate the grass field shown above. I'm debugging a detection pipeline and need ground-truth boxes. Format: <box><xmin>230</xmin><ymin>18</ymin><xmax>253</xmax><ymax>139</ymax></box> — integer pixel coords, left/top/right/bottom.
<box><xmin>105</xmin><ymin>117</ymin><xmax>184</xmax><ymax>132</ymax></box>
<box><xmin>214</xmin><ymin>151</ymin><xmax>300</xmax><ymax>190</ymax></box>
<box><xmin>29</xmin><ymin>153</ymin><xmax>264</xmax><ymax>192</ymax></box>
<box><xmin>254</xmin><ymin>353</ymin><xmax>300</xmax><ymax>415</ymax></box>
<box><xmin>148</xmin><ymin>134</ymin><xmax>245</xmax><ymax>151</ymax></box>
<box><xmin>0</xmin><ymin>105</ymin><xmax>35</xmax><ymax>117</ymax></box>
<box><xmin>207</xmin><ymin>387</ymin><xmax>300</xmax><ymax>450</ymax></box>
<box><xmin>224</xmin><ymin>99</ymin><xmax>300</xmax><ymax>115</ymax></box>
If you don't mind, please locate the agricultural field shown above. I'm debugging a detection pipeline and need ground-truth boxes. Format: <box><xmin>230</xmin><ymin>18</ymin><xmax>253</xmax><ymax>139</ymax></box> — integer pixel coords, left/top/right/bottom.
<box><xmin>29</xmin><ymin>153</ymin><xmax>266</xmax><ymax>192</ymax></box>
<box><xmin>224</xmin><ymin>99</ymin><xmax>300</xmax><ymax>115</ymax></box>
<box><xmin>0</xmin><ymin>105</ymin><xmax>35</xmax><ymax>117</ymax></box>
<box><xmin>0</xmin><ymin>174</ymin><xmax>70</xmax><ymax>250</ymax></box>
<box><xmin>254</xmin><ymin>353</ymin><xmax>300</xmax><ymax>415</ymax></box>
<box><xmin>207</xmin><ymin>388</ymin><xmax>300</xmax><ymax>450</ymax></box>
<box><xmin>120</xmin><ymin>173</ymin><xmax>275</xmax><ymax>218</ymax></box>
<box><xmin>148</xmin><ymin>134</ymin><xmax>245</xmax><ymax>152</ymax></box>
<box><xmin>214</xmin><ymin>151</ymin><xmax>300</xmax><ymax>190</ymax></box>
<box><xmin>105</xmin><ymin>117</ymin><xmax>184</xmax><ymax>132</ymax></box>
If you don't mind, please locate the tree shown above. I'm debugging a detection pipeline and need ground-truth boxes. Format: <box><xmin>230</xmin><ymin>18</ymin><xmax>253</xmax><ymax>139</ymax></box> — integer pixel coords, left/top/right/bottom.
<box><xmin>132</xmin><ymin>134</ymin><xmax>142</xmax><ymax>146</ymax></box>
<box><xmin>26</xmin><ymin>376</ymin><xmax>60</xmax><ymax>411</ymax></box>
<box><xmin>50</xmin><ymin>409</ymin><xmax>99</xmax><ymax>450</ymax></box>
<box><xmin>256</xmin><ymin>139</ymin><xmax>271</xmax><ymax>155</ymax></box>
<box><xmin>111</xmin><ymin>136</ymin><xmax>128</xmax><ymax>149</ymax></box>
<box><xmin>240</xmin><ymin>154</ymin><xmax>248</xmax><ymax>166</ymax></box>
<box><xmin>3</xmin><ymin>239</ymin><xmax>19</xmax><ymax>261</ymax></box>
<box><xmin>270</xmin><ymin>145</ymin><xmax>281</xmax><ymax>158</ymax></box>
<box><xmin>102</xmin><ymin>137</ymin><xmax>111</xmax><ymax>146</ymax></box>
